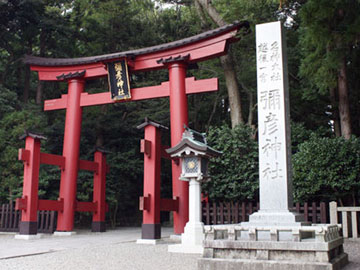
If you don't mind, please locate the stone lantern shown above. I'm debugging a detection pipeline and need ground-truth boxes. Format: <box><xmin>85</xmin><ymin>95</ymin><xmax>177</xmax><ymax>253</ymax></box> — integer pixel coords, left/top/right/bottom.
<box><xmin>167</xmin><ymin>126</ymin><xmax>221</xmax><ymax>254</ymax></box>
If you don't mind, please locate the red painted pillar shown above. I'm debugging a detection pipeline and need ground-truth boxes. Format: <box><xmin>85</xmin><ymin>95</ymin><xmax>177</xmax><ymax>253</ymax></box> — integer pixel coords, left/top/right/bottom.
<box><xmin>92</xmin><ymin>150</ymin><xmax>107</xmax><ymax>232</ymax></box>
<box><xmin>57</xmin><ymin>79</ymin><xmax>84</xmax><ymax>231</ymax></box>
<box><xmin>141</xmin><ymin>124</ymin><xmax>162</xmax><ymax>239</ymax></box>
<box><xmin>169</xmin><ymin>62</ymin><xmax>189</xmax><ymax>234</ymax></box>
<box><xmin>18</xmin><ymin>136</ymin><xmax>42</xmax><ymax>235</ymax></box>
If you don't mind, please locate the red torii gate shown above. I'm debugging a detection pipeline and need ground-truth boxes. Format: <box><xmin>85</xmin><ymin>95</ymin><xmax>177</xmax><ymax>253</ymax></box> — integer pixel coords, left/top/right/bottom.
<box><xmin>18</xmin><ymin>21</ymin><xmax>249</xmax><ymax>235</ymax></box>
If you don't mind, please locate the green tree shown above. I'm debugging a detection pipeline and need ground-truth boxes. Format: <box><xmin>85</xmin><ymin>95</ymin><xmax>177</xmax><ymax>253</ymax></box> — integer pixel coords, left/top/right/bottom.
<box><xmin>298</xmin><ymin>0</ymin><xmax>360</xmax><ymax>139</ymax></box>
<box><xmin>0</xmin><ymin>104</ymin><xmax>47</xmax><ymax>202</ymax></box>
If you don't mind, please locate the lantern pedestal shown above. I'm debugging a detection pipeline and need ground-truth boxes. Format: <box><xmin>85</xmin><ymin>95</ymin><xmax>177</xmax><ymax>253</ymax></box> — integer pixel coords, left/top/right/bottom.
<box><xmin>166</xmin><ymin>126</ymin><xmax>222</xmax><ymax>254</ymax></box>
<box><xmin>168</xmin><ymin>179</ymin><xmax>204</xmax><ymax>254</ymax></box>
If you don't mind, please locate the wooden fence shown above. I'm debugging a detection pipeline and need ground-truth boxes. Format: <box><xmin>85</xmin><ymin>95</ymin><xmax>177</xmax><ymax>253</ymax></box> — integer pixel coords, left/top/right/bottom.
<box><xmin>0</xmin><ymin>203</ymin><xmax>57</xmax><ymax>234</ymax></box>
<box><xmin>202</xmin><ymin>201</ymin><xmax>327</xmax><ymax>225</ymax></box>
<box><xmin>330</xmin><ymin>201</ymin><xmax>359</xmax><ymax>238</ymax></box>
<box><xmin>0</xmin><ymin>203</ymin><xmax>20</xmax><ymax>232</ymax></box>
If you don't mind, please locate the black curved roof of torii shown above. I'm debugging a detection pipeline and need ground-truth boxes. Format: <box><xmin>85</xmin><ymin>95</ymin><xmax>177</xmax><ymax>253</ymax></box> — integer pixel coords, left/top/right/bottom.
<box><xmin>23</xmin><ymin>21</ymin><xmax>249</xmax><ymax>67</ymax></box>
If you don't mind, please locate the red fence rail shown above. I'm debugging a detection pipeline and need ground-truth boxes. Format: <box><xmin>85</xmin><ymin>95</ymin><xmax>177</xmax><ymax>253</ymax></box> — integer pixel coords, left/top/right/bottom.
<box><xmin>202</xmin><ymin>201</ymin><xmax>328</xmax><ymax>225</ymax></box>
<box><xmin>0</xmin><ymin>203</ymin><xmax>56</xmax><ymax>233</ymax></box>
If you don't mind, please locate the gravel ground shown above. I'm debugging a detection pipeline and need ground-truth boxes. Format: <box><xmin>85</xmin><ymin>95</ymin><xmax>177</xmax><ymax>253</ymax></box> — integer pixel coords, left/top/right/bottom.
<box><xmin>343</xmin><ymin>239</ymin><xmax>360</xmax><ymax>270</ymax></box>
<box><xmin>0</xmin><ymin>239</ymin><xmax>199</xmax><ymax>270</ymax></box>
<box><xmin>0</xmin><ymin>229</ymin><xmax>359</xmax><ymax>270</ymax></box>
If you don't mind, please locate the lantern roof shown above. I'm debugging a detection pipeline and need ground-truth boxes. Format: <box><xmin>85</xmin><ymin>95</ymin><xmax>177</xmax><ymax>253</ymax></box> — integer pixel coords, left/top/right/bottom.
<box><xmin>166</xmin><ymin>126</ymin><xmax>222</xmax><ymax>158</ymax></box>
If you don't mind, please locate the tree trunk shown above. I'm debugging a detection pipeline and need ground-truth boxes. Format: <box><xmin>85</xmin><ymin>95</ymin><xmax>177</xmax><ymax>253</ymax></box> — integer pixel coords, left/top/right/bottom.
<box><xmin>194</xmin><ymin>0</ymin><xmax>210</xmax><ymax>30</ymax></box>
<box><xmin>195</xmin><ymin>0</ymin><xmax>244</xmax><ymax>128</ymax></box>
<box><xmin>95</xmin><ymin>105</ymin><xmax>107</xmax><ymax>148</ymax></box>
<box><xmin>329</xmin><ymin>86</ymin><xmax>341</xmax><ymax>137</ymax></box>
<box><xmin>36</xmin><ymin>81</ymin><xmax>44</xmax><ymax>105</ymax></box>
<box><xmin>23</xmin><ymin>42</ymin><xmax>33</xmax><ymax>103</ymax></box>
<box><xmin>220</xmin><ymin>54</ymin><xmax>244</xmax><ymax>127</ymax></box>
<box><xmin>247</xmin><ymin>91</ymin><xmax>256</xmax><ymax>129</ymax></box>
<box><xmin>338</xmin><ymin>56</ymin><xmax>352</xmax><ymax>139</ymax></box>
<box><xmin>36</xmin><ymin>30</ymin><xmax>46</xmax><ymax>105</ymax></box>
<box><xmin>192</xmin><ymin>95</ymin><xmax>202</xmax><ymax>131</ymax></box>
<box><xmin>17</xmin><ymin>65</ymin><xmax>23</xmax><ymax>94</ymax></box>
<box><xmin>336</xmin><ymin>8</ymin><xmax>352</xmax><ymax>139</ymax></box>
<box><xmin>325</xmin><ymin>44</ymin><xmax>341</xmax><ymax>137</ymax></box>
<box><xmin>23</xmin><ymin>65</ymin><xmax>30</xmax><ymax>103</ymax></box>
<box><xmin>206</xmin><ymin>92</ymin><xmax>220</xmax><ymax>132</ymax></box>
<box><xmin>196</xmin><ymin>0</ymin><xmax>226</xmax><ymax>26</ymax></box>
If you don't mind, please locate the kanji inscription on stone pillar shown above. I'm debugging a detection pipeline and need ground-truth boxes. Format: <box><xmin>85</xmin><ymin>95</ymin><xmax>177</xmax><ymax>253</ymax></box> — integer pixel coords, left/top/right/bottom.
<box><xmin>250</xmin><ymin>21</ymin><xmax>303</xmax><ymax>224</ymax></box>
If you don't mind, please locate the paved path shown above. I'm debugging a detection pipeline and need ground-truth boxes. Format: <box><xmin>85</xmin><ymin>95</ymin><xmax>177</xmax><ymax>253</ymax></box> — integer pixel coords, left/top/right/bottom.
<box><xmin>0</xmin><ymin>227</ymin><xmax>168</xmax><ymax>260</ymax></box>
<box><xmin>0</xmin><ymin>227</ymin><xmax>199</xmax><ymax>270</ymax></box>
<box><xmin>343</xmin><ymin>239</ymin><xmax>360</xmax><ymax>270</ymax></box>
<box><xmin>0</xmin><ymin>227</ymin><xmax>359</xmax><ymax>270</ymax></box>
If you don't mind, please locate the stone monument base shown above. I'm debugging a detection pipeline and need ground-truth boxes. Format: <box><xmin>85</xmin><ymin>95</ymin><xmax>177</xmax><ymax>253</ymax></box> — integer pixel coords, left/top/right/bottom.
<box><xmin>248</xmin><ymin>209</ymin><xmax>308</xmax><ymax>226</ymax></box>
<box><xmin>198</xmin><ymin>224</ymin><xmax>348</xmax><ymax>270</ymax></box>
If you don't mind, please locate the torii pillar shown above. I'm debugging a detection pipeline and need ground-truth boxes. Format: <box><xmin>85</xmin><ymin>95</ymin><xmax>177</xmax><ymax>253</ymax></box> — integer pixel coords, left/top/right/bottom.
<box><xmin>168</xmin><ymin>60</ymin><xmax>189</xmax><ymax>234</ymax></box>
<box><xmin>57</xmin><ymin>78</ymin><xmax>85</xmax><ymax>232</ymax></box>
<box><xmin>17</xmin><ymin>132</ymin><xmax>47</xmax><ymax>236</ymax></box>
<box><xmin>137</xmin><ymin>119</ymin><xmax>166</xmax><ymax>241</ymax></box>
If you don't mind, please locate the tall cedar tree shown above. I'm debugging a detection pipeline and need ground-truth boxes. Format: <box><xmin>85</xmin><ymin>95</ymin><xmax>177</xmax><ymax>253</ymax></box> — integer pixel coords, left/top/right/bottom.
<box><xmin>299</xmin><ymin>0</ymin><xmax>360</xmax><ymax>139</ymax></box>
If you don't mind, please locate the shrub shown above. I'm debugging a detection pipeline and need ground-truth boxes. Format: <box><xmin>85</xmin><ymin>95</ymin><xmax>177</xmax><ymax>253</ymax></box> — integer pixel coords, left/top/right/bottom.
<box><xmin>203</xmin><ymin>124</ymin><xmax>259</xmax><ymax>201</ymax></box>
<box><xmin>292</xmin><ymin>135</ymin><xmax>360</xmax><ymax>205</ymax></box>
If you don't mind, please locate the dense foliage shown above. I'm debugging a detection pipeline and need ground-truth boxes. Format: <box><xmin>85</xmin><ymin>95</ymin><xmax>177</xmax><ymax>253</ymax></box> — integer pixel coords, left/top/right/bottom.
<box><xmin>293</xmin><ymin>136</ymin><xmax>360</xmax><ymax>205</ymax></box>
<box><xmin>0</xmin><ymin>0</ymin><xmax>359</xmax><ymax>227</ymax></box>
<box><xmin>203</xmin><ymin>124</ymin><xmax>259</xmax><ymax>201</ymax></box>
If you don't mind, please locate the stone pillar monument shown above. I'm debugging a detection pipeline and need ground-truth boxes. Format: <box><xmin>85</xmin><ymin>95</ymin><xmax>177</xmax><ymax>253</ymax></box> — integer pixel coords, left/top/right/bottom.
<box><xmin>198</xmin><ymin>21</ymin><xmax>348</xmax><ymax>270</ymax></box>
<box><xmin>248</xmin><ymin>20</ymin><xmax>303</xmax><ymax>226</ymax></box>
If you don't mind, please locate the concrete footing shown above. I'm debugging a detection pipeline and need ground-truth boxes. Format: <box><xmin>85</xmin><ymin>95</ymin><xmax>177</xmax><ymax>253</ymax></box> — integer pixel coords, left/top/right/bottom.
<box><xmin>14</xmin><ymin>234</ymin><xmax>42</xmax><ymax>240</ymax></box>
<box><xmin>198</xmin><ymin>224</ymin><xmax>348</xmax><ymax>270</ymax></box>
<box><xmin>136</xmin><ymin>239</ymin><xmax>162</xmax><ymax>245</ymax></box>
<box><xmin>54</xmin><ymin>231</ymin><xmax>77</xmax><ymax>236</ymax></box>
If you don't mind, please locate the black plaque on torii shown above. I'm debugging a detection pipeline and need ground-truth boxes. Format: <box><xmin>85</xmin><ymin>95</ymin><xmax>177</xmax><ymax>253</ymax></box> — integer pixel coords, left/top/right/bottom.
<box><xmin>107</xmin><ymin>59</ymin><xmax>131</xmax><ymax>100</ymax></box>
